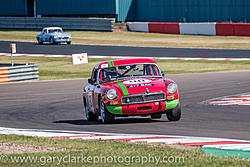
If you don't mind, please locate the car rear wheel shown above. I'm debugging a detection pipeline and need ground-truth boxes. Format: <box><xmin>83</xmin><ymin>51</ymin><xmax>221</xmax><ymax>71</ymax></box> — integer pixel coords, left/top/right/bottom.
<box><xmin>67</xmin><ymin>41</ymin><xmax>71</xmax><ymax>45</ymax></box>
<box><xmin>166</xmin><ymin>103</ymin><xmax>181</xmax><ymax>121</ymax></box>
<box><xmin>38</xmin><ymin>38</ymin><xmax>43</xmax><ymax>44</ymax></box>
<box><xmin>85</xmin><ymin>104</ymin><xmax>98</xmax><ymax>121</ymax></box>
<box><xmin>150</xmin><ymin>113</ymin><xmax>162</xmax><ymax>119</ymax></box>
<box><xmin>100</xmin><ymin>100</ymin><xmax>115</xmax><ymax>124</ymax></box>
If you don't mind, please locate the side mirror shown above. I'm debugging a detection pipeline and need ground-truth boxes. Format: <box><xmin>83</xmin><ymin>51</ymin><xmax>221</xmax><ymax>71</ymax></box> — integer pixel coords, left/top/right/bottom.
<box><xmin>161</xmin><ymin>72</ymin><xmax>165</xmax><ymax>77</ymax></box>
<box><xmin>88</xmin><ymin>78</ymin><xmax>93</xmax><ymax>84</ymax></box>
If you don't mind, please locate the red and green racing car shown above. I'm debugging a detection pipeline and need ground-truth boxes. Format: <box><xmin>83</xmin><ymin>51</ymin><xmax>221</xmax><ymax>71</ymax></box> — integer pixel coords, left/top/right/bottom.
<box><xmin>83</xmin><ymin>58</ymin><xmax>181</xmax><ymax>123</ymax></box>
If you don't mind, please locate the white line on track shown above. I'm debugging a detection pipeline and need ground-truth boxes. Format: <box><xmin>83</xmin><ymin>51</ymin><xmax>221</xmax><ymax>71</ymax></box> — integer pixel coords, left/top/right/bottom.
<box><xmin>0</xmin><ymin>127</ymin><xmax>250</xmax><ymax>152</ymax></box>
<box><xmin>1</xmin><ymin>53</ymin><xmax>250</xmax><ymax>61</ymax></box>
<box><xmin>202</xmin><ymin>92</ymin><xmax>250</xmax><ymax>106</ymax></box>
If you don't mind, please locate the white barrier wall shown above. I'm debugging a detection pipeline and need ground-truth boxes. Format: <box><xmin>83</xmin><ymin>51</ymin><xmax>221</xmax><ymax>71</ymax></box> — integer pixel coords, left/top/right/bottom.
<box><xmin>127</xmin><ymin>22</ymin><xmax>149</xmax><ymax>32</ymax></box>
<box><xmin>180</xmin><ymin>23</ymin><xmax>216</xmax><ymax>35</ymax></box>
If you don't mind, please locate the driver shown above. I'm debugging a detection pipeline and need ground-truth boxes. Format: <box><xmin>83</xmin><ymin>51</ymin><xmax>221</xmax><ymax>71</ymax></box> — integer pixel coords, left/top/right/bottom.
<box><xmin>102</xmin><ymin>67</ymin><xmax>118</xmax><ymax>81</ymax></box>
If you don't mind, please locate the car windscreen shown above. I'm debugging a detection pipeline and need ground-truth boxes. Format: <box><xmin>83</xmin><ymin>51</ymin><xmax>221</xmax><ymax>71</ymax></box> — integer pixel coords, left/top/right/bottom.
<box><xmin>99</xmin><ymin>64</ymin><xmax>161</xmax><ymax>82</ymax></box>
<box><xmin>48</xmin><ymin>29</ymin><xmax>63</xmax><ymax>33</ymax></box>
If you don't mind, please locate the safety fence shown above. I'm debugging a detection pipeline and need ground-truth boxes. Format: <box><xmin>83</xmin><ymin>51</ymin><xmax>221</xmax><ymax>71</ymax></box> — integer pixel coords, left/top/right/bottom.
<box><xmin>0</xmin><ymin>17</ymin><xmax>115</xmax><ymax>31</ymax></box>
<box><xmin>127</xmin><ymin>22</ymin><xmax>250</xmax><ymax>36</ymax></box>
<box><xmin>0</xmin><ymin>64</ymin><xmax>39</xmax><ymax>83</ymax></box>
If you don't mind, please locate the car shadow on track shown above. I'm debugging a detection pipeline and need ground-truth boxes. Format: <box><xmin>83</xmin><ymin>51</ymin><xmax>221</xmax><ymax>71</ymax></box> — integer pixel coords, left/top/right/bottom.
<box><xmin>53</xmin><ymin>118</ymin><xmax>166</xmax><ymax>125</ymax></box>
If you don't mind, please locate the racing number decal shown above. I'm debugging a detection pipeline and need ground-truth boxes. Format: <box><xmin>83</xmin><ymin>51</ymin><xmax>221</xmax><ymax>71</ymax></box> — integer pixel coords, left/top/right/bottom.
<box><xmin>86</xmin><ymin>85</ymin><xmax>95</xmax><ymax>112</ymax></box>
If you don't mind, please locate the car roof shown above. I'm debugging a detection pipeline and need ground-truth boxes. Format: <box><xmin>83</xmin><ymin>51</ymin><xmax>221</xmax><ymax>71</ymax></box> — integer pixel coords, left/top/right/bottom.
<box><xmin>43</xmin><ymin>27</ymin><xmax>62</xmax><ymax>30</ymax></box>
<box><xmin>95</xmin><ymin>58</ymin><xmax>157</xmax><ymax>69</ymax></box>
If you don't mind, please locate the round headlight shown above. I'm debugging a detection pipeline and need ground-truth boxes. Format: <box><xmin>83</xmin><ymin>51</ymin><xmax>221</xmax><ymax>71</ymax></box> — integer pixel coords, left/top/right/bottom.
<box><xmin>106</xmin><ymin>89</ymin><xmax>117</xmax><ymax>100</ymax></box>
<box><xmin>167</xmin><ymin>83</ymin><xmax>177</xmax><ymax>94</ymax></box>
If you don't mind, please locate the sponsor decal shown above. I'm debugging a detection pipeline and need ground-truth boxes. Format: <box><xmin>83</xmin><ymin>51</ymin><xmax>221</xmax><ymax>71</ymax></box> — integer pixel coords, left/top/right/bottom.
<box><xmin>127</xmin><ymin>84</ymin><xmax>154</xmax><ymax>88</ymax></box>
<box><xmin>123</xmin><ymin>79</ymin><xmax>152</xmax><ymax>85</ymax></box>
<box><xmin>101</xmin><ymin>64</ymin><xmax>108</xmax><ymax>68</ymax></box>
<box><xmin>125</xmin><ymin>66</ymin><xmax>131</xmax><ymax>69</ymax></box>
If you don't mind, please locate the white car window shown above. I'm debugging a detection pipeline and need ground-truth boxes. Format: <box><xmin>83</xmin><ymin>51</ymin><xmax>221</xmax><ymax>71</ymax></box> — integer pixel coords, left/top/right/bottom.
<box><xmin>48</xmin><ymin>29</ymin><xmax>63</xmax><ymax>33</ymax></box>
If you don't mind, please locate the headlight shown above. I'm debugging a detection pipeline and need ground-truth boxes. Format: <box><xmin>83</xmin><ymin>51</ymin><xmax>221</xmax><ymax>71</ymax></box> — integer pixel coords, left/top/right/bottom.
<box><xmin>106</xmin><ymin>89</ymin><xmax>117</xmax><ymax>100</ymax></box>
<box><xmin>167</xmin><ymin>83</ymin><xmax>177</xmax><ymax>94</ymax></box>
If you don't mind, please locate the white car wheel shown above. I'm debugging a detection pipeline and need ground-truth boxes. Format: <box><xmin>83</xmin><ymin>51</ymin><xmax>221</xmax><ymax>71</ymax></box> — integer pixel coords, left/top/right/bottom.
<box><xmin>50</xmin><ymin>38</ymin><xmax>54</xmax><ymax>44</ymax></box>
<box><xmin>100</xmin><ymin>101</ymin><xmax>105</xmax><ymax>123</ymax></box>
<box><xmin>100</xmin><ymin>100</ymin><xmax>114</xmax><ymax>124</ymax></box>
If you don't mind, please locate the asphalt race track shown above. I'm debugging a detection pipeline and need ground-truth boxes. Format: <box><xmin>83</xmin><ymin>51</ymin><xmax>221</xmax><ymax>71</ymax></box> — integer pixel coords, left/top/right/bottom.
<box><xmin>1</xmin><ymin>41</ymin><xmax>250</xmax><ymax>58</ymax></box>
<box><xmin>0</xmin><ymin>71</ymin><xmax>250</xmax><ymax>140</ymax></box>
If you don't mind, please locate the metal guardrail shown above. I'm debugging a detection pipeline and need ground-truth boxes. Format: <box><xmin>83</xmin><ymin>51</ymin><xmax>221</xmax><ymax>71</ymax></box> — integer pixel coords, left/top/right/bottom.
<box><xmin>0</xmin><ymin>17</ymin><xmax>115</xmax><ymax>31</ymax></box>
<box><xmin>0</xmin><ymin>64</ymin><xmax>39</xmax><ymax>83</ymax></box>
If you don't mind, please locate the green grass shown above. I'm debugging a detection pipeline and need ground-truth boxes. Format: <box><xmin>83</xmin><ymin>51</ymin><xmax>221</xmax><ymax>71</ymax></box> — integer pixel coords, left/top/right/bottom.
<box><xmin>1</xmin><ymin>56</ymin><xmax>250</xmax><ymax>80</ymax></box>
<box><xmin>1</xmin><ymin>30</ymin><xmax>250</xmax><ymax>49</ymax></box>
<box><xmin>0</xmin><ymin>134</ymin><xmax>249</xmax><ymax>167</ymax></box>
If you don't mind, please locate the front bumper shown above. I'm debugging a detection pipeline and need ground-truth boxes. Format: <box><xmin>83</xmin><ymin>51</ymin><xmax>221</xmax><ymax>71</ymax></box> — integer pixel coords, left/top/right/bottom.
<box><xmin>54</xmin><ymin>38</ymin><xmax>71</xmax><ymax>43</ymax></box>
<box><xmin>106</xmin><ymin>99</ymin><xmax>179</xmax><ymax>116</ymax></box>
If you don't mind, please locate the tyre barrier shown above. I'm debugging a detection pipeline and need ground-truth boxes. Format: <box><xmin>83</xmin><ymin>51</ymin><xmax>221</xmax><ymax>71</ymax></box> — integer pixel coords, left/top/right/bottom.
<box><xmin>0</xmin><ymin>64</ymin><xmax>39</xmax><ymax>83</ymax></box>
<box><xmin>127</xmin><ymin>22</ymin><xmax>250</xmax><ymax>36</ymax></box>
<box><xmin>0</xmin><ymin>17</ymin><xmax>115</xmax><ymax>32</ymax></box>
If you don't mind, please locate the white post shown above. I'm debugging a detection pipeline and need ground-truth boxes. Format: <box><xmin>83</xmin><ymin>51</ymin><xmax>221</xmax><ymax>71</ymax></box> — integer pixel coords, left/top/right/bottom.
<box><xmin>10</xmin><ymin>43</ymin><xmax>16</xmax><ymax>66</ymax></box>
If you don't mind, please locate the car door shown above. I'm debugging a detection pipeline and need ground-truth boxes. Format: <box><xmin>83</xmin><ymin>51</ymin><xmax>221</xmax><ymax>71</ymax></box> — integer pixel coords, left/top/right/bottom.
<box><xmin>42</xmin><ymin>29</ymin><xmax>47</xmax><ymax>42</ymax></box>
<box><xmin>87</xmin><ymin>69</ymin><xmax>98</xmax><ymax>114</ymax></box>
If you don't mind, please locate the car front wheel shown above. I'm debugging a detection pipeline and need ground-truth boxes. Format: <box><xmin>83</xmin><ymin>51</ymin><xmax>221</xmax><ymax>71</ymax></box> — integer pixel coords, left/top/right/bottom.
<box><xmin>38</xmin><ymin>38</ymin><xmax>43</xmax><ymax>44</ymax></box>
<box><xmin>166</xmin><ymin>103</ymin><xmax>181</xmax><ymax>121</ymax></box>
<box><xmin>50</xmin><ymin>37</ymin><xmax>54</xmax><ymax>45</ymax></box>
<box><xmin>100</xmin><ymin>100</ymin><xmax>115</xmax><ymax>124</ymax></box>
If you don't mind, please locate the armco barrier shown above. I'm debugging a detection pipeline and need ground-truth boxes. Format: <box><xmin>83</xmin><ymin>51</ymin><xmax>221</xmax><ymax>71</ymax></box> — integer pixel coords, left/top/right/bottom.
<box><xmin>180</xmin><ymin>23</ymin><xmax>216</xmax><ymax>35</ymax></box>
<box><xmin>0</xmin><ymin>17</ymin><xmax>115</xmax><ymax>31</ymax></box>
<box><xmin>148</xmin><ymin>22</ymin><xmax>179</xmax><ymax>34</ymax></box>
<box><xmin>216</xmin><ymin>23</ymin><xmax>234</xmax><ymax>36</ymax></box>
<box><xmin>127</xmin><ymin>22</ymin><xmax>149</xmax><ymax>32</ymax></box>
<box><xmin>216</xmin><ymin>23</ymin><xmax>250</xmax><ymax>36</ymax></box>
<box><xmin>128</xmin><ymin>22</ymin><xmax>250</xmax><ymax>37</ymax></box>
<box><xmin>0</xmin><ymin>64</ymin><xmax>39</xmax><ymax>83</ymax></box>
<box><xmin>233</xmin><ymin>23</ymin><xmax>250</xmax><ymax>36</ymax></box>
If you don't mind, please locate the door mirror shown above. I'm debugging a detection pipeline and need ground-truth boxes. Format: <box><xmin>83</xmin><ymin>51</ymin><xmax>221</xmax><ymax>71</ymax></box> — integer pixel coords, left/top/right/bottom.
<box><xmin>88</xmin><ymin>78</ymin><xmax>93</xmax><ymax>84</ymax></box>
<box><xmin>161</xmin><ymin>72</ymin><xmax>165</xmax><ymax>77</ymax></box>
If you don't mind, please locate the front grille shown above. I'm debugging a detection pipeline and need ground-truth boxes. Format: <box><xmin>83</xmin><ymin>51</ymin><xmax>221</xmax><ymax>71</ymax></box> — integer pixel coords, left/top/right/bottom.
<box><xmin>57</xmin><ymin>37</ymin><xmax>69</xmax><ymax>40</ymax></box>
<box><xmin>121</xmin><ymin>92</ymin><xmax>166</xmax><ymax>105</ymax></box>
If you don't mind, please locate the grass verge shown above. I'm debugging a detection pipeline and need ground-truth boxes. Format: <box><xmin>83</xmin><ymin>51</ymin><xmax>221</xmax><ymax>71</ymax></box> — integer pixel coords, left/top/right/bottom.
<box><xmin>1</xmin><ymin>30</ymin><xmax>250</xmax><ymax>49</ymax></box>
<box><xmin>1</xmin><ymin>56</ymin><xmax>250</xmax><ymax>80</ymax></box>
<box><xmin>0</xmin><ymin>134</ymin><xmax>249</xmax><ymax>167</ymax></box>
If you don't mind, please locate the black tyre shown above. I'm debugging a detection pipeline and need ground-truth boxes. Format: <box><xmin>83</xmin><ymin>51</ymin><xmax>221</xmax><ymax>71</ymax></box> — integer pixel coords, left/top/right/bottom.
<box><xmin>100</xmin><ymin>99</ymin><xmax>115</xmax><ymax>124</ymax></box>
<box><xmin>150</xmin><ymin>113</ymin><xmax>162</xmax><ymax>119</ymax></box>
<box><xmin>166</xmin><ymin>103</ymin><xmax>181</xmax><ymax>121</ymax></box>
<box><xmin>84</xmin><ymin>100</ymin><xmax>98</xmax><ymax>121</ymax></box>
<box><xmin>67</xmin><ymin>41</ymin><xmax>71</xmax><ymax>45</ymax></box>
<box><xmin>38</xmin><ymin>38</ymin><xmax>43</xmax><ymax>44</ymax></box>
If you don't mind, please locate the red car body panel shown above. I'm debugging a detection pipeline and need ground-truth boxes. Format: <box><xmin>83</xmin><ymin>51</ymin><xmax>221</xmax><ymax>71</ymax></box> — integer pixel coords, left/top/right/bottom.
<box><xmin>83</xmin><ymin>58</ymin><xmax>180</xmax><ymax>117</ymax></box>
